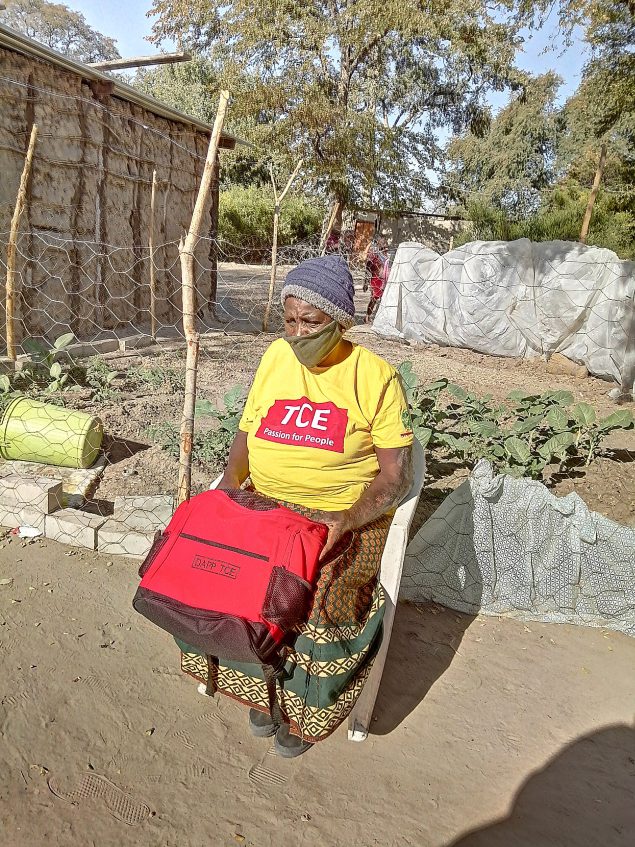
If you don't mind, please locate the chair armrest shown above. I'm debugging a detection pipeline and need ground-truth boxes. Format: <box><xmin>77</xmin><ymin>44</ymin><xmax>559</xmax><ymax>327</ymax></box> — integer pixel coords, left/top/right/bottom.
<box><xmin>390</xmin><ymin>439</ymin><xmax>426</xmax><ymax>532</ymax></box>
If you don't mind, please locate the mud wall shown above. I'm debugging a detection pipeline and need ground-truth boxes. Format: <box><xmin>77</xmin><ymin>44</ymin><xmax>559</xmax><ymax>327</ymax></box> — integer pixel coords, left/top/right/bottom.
<box><xmin>0</xmin><ymin>45</ymin><xmax>214</xmax><ymax>345</ymax></box>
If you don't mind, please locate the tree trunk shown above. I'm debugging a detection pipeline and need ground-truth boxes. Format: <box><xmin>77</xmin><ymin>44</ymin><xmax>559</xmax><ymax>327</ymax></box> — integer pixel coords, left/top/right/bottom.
<box><xmin>579</xmin><ymin>143</ymin><xmax>607</xmax><ymax>244</ymax></box>
<box><xmin>263</xmin><ymin>159</ymin><xmax>303</xmax><ymax>332</ymax></box>
<box><xmin>263</xmin><ymin>208</ymin><xmax>280</xmax><ymax>333</ymax></box>
<box><xmin>320</xmin><ymin>197</ymin><xmax>345</xmax><ymax>254</ymax></box>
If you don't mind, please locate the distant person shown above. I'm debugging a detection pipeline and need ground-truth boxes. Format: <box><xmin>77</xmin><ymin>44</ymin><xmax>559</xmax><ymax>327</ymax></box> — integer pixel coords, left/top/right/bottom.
<box><xmin>364</xmin><ymin>236</ymin><xmax>391</xmax><ymax>323</ymax></box>
<box><xmin>324</xmin><ymin>229</ymin><xmax>341</xmax><ymax>254</ymax></box>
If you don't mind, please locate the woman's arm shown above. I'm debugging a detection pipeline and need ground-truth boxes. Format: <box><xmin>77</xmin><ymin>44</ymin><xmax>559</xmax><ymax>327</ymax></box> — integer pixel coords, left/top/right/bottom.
<box><xmin>217</xmin><ymin>430</ymin><xmax>249</xmax><ymax>489</ymax></box>
<box><xmin>315</xmin><ymin>444</ymin><xmax>414</xmax><ymax>559</ymax></box>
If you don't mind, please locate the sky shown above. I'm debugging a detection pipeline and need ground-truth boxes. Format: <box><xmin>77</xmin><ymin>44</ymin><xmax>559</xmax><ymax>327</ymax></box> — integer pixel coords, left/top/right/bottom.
<box><xmin>65</xmin><ymin>0</ymin><xmax>586</xmax><ymax>108</ymax></box>
<box><xmin>67</xmin><ymin>1</ymin><xmax>589</xmax><ymax>110</ymax></box>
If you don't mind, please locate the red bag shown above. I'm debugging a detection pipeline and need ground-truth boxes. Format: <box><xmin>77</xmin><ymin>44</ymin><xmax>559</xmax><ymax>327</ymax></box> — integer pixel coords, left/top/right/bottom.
<box><xmin>132</xmin><ymin>489</ymin><xmax>328</xmax><ymax>666</ymax></box>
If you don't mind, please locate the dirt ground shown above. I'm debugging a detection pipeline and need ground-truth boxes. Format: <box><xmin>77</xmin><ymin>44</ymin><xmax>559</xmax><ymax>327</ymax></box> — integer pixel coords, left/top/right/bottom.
<box><xmin>1</xmin><ymin>263</ymin><xmax>634</xmax><ymax>845</ymax></box>
<box><xmin>73</xmin><ymin>263</ymin><xmax>634</xmax><ymax>528</ymax></box>
<box><xmin>0</xmin><ymin>537</ymin><xmax>633</xmax><ymax>847</ymax></box>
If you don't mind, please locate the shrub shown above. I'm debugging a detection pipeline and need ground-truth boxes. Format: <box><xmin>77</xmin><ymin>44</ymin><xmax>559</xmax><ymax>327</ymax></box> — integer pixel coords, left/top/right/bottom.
<box><xmin>218</xmin><ymin>186</ymin><xmax>323</xmax><ymax>262</ymax></box>
<box><xmin>456</xmin><ymin>189</ymin><xmax>635</xmax><ymax>259</ymax></box>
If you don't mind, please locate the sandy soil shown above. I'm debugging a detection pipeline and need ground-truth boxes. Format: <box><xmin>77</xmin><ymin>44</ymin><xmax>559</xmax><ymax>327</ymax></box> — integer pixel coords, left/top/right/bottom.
<box><xmin>0</xmin><ymin>536</ymin><xmax>633</xmax><ymax>846</ymax></box>
<box><xmin>69</xmin><ymin>263</ymin><xmax>635</xmax><ymax>527</ymax></box>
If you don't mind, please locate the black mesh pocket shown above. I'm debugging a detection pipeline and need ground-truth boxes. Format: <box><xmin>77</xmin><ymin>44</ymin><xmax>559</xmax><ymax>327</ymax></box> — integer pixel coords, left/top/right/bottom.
<box><xmin>262</xmin><ymin>566</ymin><xmax>314</xmax><ymax>633</ymax></box>
<box><xmin>223</xmin><ymin>489</ymin><xmax>278</xmax><ymax>511</ymax></box>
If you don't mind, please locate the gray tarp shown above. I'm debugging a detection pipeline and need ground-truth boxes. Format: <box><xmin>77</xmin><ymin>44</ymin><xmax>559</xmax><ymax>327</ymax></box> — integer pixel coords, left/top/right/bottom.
<box><xmin>401</xmin><ymin>460</ymin><xmax>635</xmax><ymax>637</ymax></box>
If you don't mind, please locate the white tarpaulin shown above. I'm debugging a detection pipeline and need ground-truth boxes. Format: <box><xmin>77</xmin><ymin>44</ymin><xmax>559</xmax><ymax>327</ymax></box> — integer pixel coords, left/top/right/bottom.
<box><xmin>401</xmin><ymin>460</ymin><xmax>635</xmax><ymax>637</ymax></box>
<box><xmin>373</xmin><ymin>239</ymin><xmax>635</xmax><ymax>391</ymax></box>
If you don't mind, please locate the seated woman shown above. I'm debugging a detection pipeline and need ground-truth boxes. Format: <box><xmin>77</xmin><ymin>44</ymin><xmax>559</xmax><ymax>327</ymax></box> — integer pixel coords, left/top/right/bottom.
<box><xmin>179</xmin><ymin>255</ymin><xmax>414</xmax><ymax>757</ymax></box>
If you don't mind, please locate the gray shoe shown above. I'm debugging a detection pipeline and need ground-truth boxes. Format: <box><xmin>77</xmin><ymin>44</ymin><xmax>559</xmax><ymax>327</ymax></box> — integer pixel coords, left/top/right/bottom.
<box><xmin>248</xmin><ymin>708</ymin><xmax>278</xmax><ymax>738</ymax></box>
<box><xmin>273</xmin><ymin>723</ymin><xmax>313</xmax><ymax>758</ymax></box>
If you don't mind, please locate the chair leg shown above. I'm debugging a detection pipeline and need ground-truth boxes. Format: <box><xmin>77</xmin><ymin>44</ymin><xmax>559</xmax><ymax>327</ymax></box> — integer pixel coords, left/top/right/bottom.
<box><xmin>347</xmin><ymin>526</ymin><xmax>406</xmax><ymax>742</ymax></box>
<box><xmin>347</xmin><ymin>594</ymin><xmax>398</xmax><ymax>740</ymax></box>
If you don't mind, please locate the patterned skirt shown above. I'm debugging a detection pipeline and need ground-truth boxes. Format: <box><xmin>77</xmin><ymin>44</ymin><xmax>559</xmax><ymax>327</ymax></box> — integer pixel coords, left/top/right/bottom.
<box><xmin>179</xmin><ymin>508</ymin><xmax>391</xmax><ymax>743</ymax></box>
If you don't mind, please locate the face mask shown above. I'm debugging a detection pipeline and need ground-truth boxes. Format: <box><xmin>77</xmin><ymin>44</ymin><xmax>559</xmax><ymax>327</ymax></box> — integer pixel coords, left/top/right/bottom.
<box><xmin>285</xmin><ymin>320</ymin><xmax>343</xmax><ymax>368</ymax></box>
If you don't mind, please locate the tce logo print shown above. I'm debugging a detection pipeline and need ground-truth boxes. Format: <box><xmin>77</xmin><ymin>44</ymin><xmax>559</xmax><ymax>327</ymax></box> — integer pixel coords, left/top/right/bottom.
<box><xmin>256</xmin><ymin>397</ymin><xmax>348</xmax><ymax>453</ymax></box>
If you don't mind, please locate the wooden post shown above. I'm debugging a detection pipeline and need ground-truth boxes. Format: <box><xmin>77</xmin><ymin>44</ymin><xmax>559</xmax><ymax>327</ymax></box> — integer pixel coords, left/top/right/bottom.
<box><xmin>6</xmin><ymin>124</ymin><xmax>38</xmax><ymax>360</ymax></box>
<box><xmin>320</xmin><ymin>198</ymin><xmax>344</xmax><ymax>255</ymax></box>
<box><xmin>87</xmin><ymin>52</ymin><xmax>192</xmax><ymax>71</ymax></box>
<box><xmin>177</xmin><ymin>91</ymin><xmax>229</xmax><ymax>505</ymax></box>
<box><xmin>579</xmin><ymin>143</ymin><xmax>607</xmax><ymax>244</ymax></box>
<box><xmin>620</xmin><ymin>286</ymin><xmax>635</xmax><ymax>401</ymax></box>
<box><xmin>149</xmin><ymin>169</ymin><xmax>158</xmax><ymax>340</ymax></box>
<box><xmin>262</xmin><ymin>159</ymin><xmax>303</xmax><ymax>332</ymax></box>
<box><xmin>207</xmin><ymin>153</ymin><xmax>220</xmax><ymax>317</ymax></box>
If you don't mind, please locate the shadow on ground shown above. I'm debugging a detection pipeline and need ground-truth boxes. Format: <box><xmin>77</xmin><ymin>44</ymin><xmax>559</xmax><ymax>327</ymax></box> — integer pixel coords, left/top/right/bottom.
<box><xmin>447</xmin><ymin>723</ymin><xmax>635</xmax><ymax>847</ymax></box>
<box><xmin>370</xmin><ymin>601</ymin><xmax>476</xmax><ymax>736</ymax></box>
<box><xmin>103</xmin><ymin>435</ymin><xmax>151</xmax><ymax>464</ymax></box>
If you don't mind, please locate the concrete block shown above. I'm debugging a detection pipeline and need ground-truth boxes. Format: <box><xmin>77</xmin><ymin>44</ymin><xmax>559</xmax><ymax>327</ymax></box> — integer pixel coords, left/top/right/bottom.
<box><xmin>119</xmin><ymin>334</ymin><xmax>155</xmax><ymax>352</ymax></box>
<box><xmin>45</xmin><ymin>508</ymin><xmax>106</xmax><ymax>550</ymax></box>
<box><xmin>113</xmin><ymin>494</ymin><xmax>175</xmax><ymax>532</ymax></box>
<box><xmin>66</xmin><ymin>339</ymin><xmax>120</xmax><ymax>358</ymax></box>
<box><xmin>546</xmin><ymin>353</ymin><xmax>588</xmax><ymax>379</ymax></box>
<box><xmin>0</xmin><ymin>504</ymin><xmax>46</xmax><ymax>533</ymax></box>
<box><xmin>97</xmin><ymin>519</ymin><xmax>159</xmax><ymax>559</ymax></box>
<box><xmin>0</xmin><ymin>474</ymin><xmax>63</xmax><ymax>514</ymax></box>
<box><xmin>0</xmin><ymin>356</ymin><xmax>16</xmax><ymax>376</ymax></box>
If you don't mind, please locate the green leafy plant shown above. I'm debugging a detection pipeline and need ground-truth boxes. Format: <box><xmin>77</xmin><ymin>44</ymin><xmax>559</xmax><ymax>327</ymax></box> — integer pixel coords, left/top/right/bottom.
<box><xmin>397</xmin><ymin>362</ymin><xmax>448</xmax><ymax>447</ymax></box>
<box><xmin>145</xmin><ymin>384</ymin><xmax>247</xmax><ymax>470</ymax></box>
<box><xmin>399</xmin><ymin>361</ymin><xmax>634</xmax><ymax>480</ymax></box>
<box><xmin>194</xmin><ymin>385</ymin><xmax>246</xmax><ymax>466</ymax></box>
<box><xmin>0</xmin><ymin>335</ymin><xmax>77</xmax><ymax>410</ymax></box>
<box><xmin>14</xmin><ymin>333</ymin><xmax>76</xmax><ymax>394</ymax></box>
<box><xmin>127</xmin><ymin>365</ymin><xmax>184</xmax><ymax>395</ymax></box>
<box><xmin>83</xmin><ymin>357</ymin><xmax>120</xmax><ymax>403</ymax></box>
<box><xmin>145</xmin><ymin>421</ymin><xmax>181</xmax><ymax>458</ymax></box>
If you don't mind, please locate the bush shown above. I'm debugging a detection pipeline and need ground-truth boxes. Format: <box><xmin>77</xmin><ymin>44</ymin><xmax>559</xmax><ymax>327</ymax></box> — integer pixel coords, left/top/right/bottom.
<box><xmin>218</xmin><ymin>186</ymin><xmax>323</xmax><ymax>262</ymax></box>
<box><xmin>456</xmin><ymin>186</ymin><xmax>635</xmax><ymax>259</ymax></box>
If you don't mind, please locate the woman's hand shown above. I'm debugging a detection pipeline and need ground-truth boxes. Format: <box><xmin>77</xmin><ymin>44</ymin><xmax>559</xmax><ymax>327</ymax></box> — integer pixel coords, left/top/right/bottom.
<box><xmin>312</xmin><ymin>509</ymin><xmax>355</xmax><ymax>561</ymax></box>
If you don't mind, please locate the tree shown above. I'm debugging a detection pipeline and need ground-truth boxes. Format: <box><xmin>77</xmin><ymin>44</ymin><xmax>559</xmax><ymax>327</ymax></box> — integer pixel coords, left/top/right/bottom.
<box><xmin>444</xmin><ymin>73</ymin><xmax>563</xmax><ymax>219</ymax></box>
<box><xmin>3</xmin><ymin>0</ymin><xmax>120</xmax><ymax>63</ymax></box>
<box><xmin>148</xmin><ymin>0</ymin><xmax>529</xmax><ymax>216</ymax></box>
<box><xmin>559</xmin><ymin>56</ymin><xmax>634</xmax><ymax>214</ymax></box>
<box><xmin>445</xmin><ymin>1</ymin><xmax>634</xmax><ymax>251</ymax></box>
<box><xmin>135</xmin><ymin>59</ymin><xmax>274</xmax><ymax>188</ymax></box>
<box><xmin>530</xmin><ymin>0</ymin><xmax>634</xmax><ymax>60</ymax></box>
<box><xmin>456</xmin><ymin>187</ymin><xmax>634</xmax><ymax>259</ymax></box>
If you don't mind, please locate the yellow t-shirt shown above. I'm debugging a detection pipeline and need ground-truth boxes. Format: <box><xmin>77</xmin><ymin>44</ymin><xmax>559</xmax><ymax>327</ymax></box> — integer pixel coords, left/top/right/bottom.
<box><xmin>238</xmin><ymin>338</ymin><xmax>413</xmax><ymax>511</ymax></box>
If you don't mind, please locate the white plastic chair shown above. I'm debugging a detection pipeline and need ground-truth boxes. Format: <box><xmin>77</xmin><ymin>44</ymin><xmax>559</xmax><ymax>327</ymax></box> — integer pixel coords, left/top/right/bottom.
<box><xmin>209</xmin><ymin>438</ymin><xmax>426</xmax><ymax>743</ymax></box>
<box><xmin>347</xmin><ymin>438</ymin><xmax>426</xmax><ymax>740</ymax></box>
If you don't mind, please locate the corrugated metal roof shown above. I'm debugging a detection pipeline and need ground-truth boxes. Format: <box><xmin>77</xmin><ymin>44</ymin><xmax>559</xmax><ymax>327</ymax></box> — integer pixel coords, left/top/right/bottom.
<box><xmin>0</xmin><ymin>22</ymin><xmax>240</xmax><ymax>148</ymax></box>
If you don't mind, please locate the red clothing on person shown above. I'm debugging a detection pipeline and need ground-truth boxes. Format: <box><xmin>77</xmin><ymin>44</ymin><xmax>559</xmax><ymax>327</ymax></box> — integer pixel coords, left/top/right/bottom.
<box><xmin>366</xmin><ymin>249</ymin><xmax>389</xmax><ymax>299</ymax></box>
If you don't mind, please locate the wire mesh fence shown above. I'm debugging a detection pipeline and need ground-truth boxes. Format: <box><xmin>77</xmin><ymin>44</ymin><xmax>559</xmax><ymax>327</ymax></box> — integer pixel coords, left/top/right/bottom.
<box><xmin>0</xmin><ymin>67</ymin><xmax>634</xmax><ymax>636</ymax></box>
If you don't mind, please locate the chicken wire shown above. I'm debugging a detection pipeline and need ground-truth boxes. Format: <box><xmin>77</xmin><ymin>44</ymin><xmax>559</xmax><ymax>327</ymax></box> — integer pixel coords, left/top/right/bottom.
<box><xmin>0</xmin><ymin>74</ymin><xmax>632</xmax><ymax>633</ymax></box>
<box><xmin>402</xmin><ymin>460</ymin><xmax>635</xmax><ymax>637</ymax></box>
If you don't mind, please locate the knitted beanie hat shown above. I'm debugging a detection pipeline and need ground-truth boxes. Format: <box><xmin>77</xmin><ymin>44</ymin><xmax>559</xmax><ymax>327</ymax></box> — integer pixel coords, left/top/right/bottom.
<box><xmin>281</xmin><ymin>255</ymin><xmax>356</xmax><ymax>329</ymax></box>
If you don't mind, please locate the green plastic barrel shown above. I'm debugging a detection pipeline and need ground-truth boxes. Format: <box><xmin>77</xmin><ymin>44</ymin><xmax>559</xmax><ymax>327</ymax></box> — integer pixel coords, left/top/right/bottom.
<box><xmin>0</xmin><ymin>397</ymin><xmax>103</xmax><ymax>469</ymax></box>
